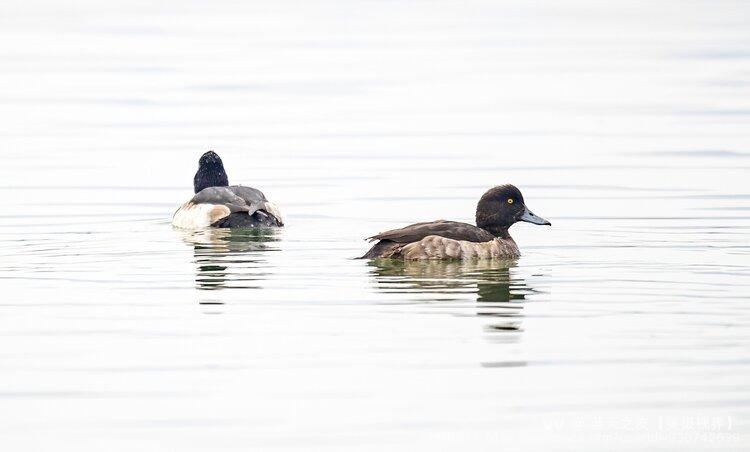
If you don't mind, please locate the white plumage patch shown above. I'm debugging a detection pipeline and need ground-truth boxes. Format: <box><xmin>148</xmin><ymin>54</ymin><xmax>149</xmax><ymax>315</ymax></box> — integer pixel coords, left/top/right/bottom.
<box><xmin>171</xmin><ymin>202</ymin><xmax>230</xmax><ymax>229</ymax></box>
<box><xmin>263</xmin><ymin>201</ymin><xmax>284</xmax><ymax>225</ymax></box>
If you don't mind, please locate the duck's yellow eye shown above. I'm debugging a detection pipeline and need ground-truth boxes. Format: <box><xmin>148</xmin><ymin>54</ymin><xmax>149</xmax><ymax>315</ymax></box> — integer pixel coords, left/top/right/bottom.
<box><xmin>507</xmin><ymin>198</ymin><xmax>514</xmax><ymax>204</ymax></box>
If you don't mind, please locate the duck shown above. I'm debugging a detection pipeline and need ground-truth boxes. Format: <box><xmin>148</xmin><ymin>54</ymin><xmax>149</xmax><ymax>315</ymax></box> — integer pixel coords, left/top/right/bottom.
<box><xmin>171</xmin><ymin>151</ymin><xmax>284</xmax><ymax>229</ymax></box>
<box><xmin>361</xmin><ymin>184</ymin><xmax>549</xmax><ymax>259</ymax></box>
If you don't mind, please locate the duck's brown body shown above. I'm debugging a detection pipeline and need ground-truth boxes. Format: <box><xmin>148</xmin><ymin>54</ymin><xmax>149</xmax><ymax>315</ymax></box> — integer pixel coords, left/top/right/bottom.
<box><xmin>362</xmin><ymin>220</ymin><xmax>519</xmax><ymax>260</ymax></box>
<box><xmin>361</xmin><ymin>185</ymin><xmax>550</xmax><ymax>260</ymax></box>
<box><xmin>373</xmin><ymin>235</ymin><xmax>519</xmax><ymax>260</ymax></box>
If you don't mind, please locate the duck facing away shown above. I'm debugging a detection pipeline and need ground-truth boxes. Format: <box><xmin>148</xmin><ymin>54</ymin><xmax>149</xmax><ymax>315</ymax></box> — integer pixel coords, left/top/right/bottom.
<box><xmin>172</xmin><ymin>151</ymin><xmax>283</xmax><ymax>229</ymax></box>
<box><xmin>361</xmin><ymin>185</ymin><xmax>549</xmax><ymax>260</ymax></box>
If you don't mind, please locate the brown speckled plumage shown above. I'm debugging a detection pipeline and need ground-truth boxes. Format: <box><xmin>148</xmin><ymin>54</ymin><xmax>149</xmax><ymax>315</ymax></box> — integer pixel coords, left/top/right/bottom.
<box><xmin>372</xmin><ymin>235</ymin><xmax>519</xmax><ymax>260</ymax></box>
<box><xmin>399</xmin><ymin>235</ymin><xmax>520</xmax><ymax>260</ymax></box>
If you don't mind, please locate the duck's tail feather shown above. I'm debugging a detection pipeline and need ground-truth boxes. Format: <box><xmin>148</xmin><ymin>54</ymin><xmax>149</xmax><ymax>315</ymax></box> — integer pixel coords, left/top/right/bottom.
<box><xmin>359</xmin><ymin>240</ymin><xmax>402</xmax><ymax>259</ymax></box>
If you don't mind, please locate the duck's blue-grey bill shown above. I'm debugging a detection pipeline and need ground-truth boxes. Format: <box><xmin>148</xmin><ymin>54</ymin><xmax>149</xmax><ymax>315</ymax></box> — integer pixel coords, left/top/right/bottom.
<box><xmin>520</xmin><ymin>207</ymin><xmax>551</xmax><ymax>226</ymax></box>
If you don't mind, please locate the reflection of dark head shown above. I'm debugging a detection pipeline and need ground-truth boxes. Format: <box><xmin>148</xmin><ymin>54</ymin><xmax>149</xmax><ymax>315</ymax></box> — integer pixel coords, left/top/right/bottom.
<box><xmin>177</xmin><ymin>228</ymin><xmax>280</xmax><ymax>291</ymax></box>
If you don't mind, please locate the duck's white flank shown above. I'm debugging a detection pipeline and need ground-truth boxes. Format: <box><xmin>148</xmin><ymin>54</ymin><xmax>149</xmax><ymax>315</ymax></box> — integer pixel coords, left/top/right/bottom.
<box><xmin>171</xmin><ymin>202</ymin><xmax>231</xmax><ymax>229</ymax></box>
<box><xmin>263</xmin><ymin>201</ymin><xmax>284</xmax><ymax>225</ymax></box>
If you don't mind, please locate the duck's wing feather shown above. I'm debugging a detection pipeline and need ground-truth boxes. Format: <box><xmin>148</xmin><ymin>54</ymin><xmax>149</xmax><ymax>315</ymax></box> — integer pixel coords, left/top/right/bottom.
<box><xmin>225</xmin><ymin>185</ymin><xmax>268</xmax><ymax>206</ymax></box>
<box><xmin>190</xmin><ymin>186</ymin><xmax>264</xmax><ymax>213</ymax></box>
<box><xmin>226</xmin><ymin>185</ymin><xmax>284</xmax><ymax>225</ymax></box>
<box><xmin>367</xmin><ymin>220</ymin><xmax>494</xmax><ymax>243</ymax></box>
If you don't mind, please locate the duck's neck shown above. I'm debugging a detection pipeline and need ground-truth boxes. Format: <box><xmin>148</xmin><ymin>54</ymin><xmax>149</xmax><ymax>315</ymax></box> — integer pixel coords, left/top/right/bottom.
<box><xmin>481</xmin><ymin>225</ymin><xmax>511</xmax><ymax>239</ymax></box>
<box><xmin>476</xmin><ymin>209</ymin><xmax>512</xmax><ymax>239</ymax></box>
<box><xmin>194</xmin><ymin>165</ymin><xmax>229</xmax><ymax>193</ymax></box>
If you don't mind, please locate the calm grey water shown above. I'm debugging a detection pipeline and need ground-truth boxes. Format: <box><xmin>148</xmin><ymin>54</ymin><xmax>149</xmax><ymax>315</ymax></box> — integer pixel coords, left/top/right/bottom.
<box><xmin>1</xmin><ymin>0</ymin><xmax>749</xmax><ymax>450</ymax></box>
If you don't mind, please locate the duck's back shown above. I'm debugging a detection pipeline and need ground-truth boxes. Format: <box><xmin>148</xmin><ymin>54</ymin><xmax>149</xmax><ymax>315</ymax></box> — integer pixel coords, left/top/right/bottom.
<box><xmin>368</xmin><ymin>220</ymin><xmax>494</xmax><ymax>243</ymax></box>
<box><xmin>172</xmin><ymin>185</ymin><xmax>283</xmax><ymax>229</ymax></box>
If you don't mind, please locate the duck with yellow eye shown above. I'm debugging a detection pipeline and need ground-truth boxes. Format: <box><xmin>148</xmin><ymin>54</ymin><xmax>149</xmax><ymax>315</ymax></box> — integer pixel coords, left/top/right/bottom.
<box><xmin>361</xmin><ymin>184</ymin><xmax>551</xmax><ymax>260</ymax></box>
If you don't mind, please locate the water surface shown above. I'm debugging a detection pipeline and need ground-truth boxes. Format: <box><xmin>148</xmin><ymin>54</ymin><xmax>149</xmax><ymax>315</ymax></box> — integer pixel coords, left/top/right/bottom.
<box><xmin>0</xmin><ymin>0</ymin><xmax>749</xmax><ymax>450</ymax></box>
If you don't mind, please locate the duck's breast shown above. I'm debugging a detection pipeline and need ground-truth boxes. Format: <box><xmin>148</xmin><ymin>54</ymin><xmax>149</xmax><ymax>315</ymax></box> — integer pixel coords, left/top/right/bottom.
<box><xmin>171</xmin><ymin>202</ymin><xmax>231</xmax><ymax>229</ymax></box>
<box><xmin>401</xmin><ymin>235</ymin><xmax>519</xmax><ymax>260</ymax></box>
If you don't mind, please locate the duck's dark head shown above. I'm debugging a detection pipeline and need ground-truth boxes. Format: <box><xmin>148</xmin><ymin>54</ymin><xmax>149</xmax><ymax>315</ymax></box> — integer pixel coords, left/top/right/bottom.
<box><xmin>194</xmin><ymin>151</ymin><xmax>229</xmax><ymax>193</ymax></box>
<box><xmin>476</xmin><ymin>184</ymin><xmax>551</xmax><ymax>237</ymax></box>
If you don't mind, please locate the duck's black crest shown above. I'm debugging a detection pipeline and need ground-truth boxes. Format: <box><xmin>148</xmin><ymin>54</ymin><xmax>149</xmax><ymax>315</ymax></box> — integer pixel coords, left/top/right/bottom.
<box><xmin>194</xmin><ymin>151</ymin><xmax>229</xmax><ymax>193</ymax></box>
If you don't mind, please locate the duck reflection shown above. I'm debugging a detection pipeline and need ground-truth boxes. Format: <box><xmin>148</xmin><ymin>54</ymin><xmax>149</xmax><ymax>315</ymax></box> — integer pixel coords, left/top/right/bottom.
<box><xmin>177</xmin><ymin>228</ymin><xmax>280</xmax><ymax>293</ymax></box>
<box><xmin>368</xmin><ymin>259</ymin><xmax>539</xmax><ymax>333</ymax></box>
